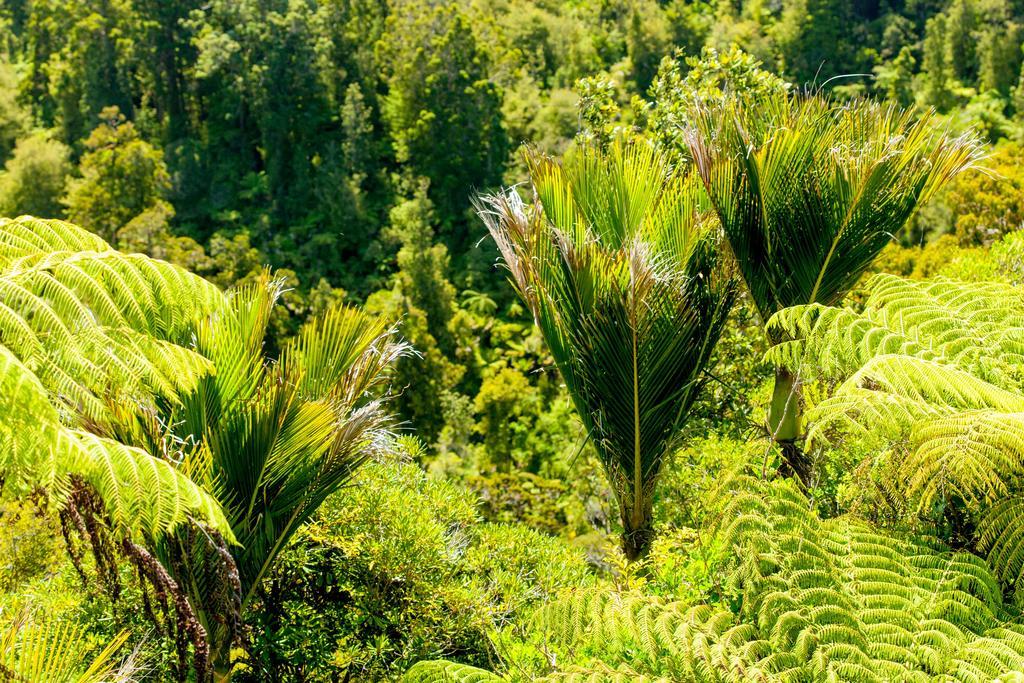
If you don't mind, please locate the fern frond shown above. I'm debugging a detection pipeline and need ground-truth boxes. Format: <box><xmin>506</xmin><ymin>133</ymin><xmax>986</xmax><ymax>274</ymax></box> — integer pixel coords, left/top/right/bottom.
<box><xmin>401</xmin><ymin>661</ymin><xmax>504</xmax><ymax>683</ymax></box>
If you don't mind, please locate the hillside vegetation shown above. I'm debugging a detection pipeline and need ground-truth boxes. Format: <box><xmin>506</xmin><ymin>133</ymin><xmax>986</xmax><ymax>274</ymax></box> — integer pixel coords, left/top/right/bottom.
<box><xmin>4</xmin><ymin>1</ymin><xmax>1024</xmax><ymax>681</ymax></box>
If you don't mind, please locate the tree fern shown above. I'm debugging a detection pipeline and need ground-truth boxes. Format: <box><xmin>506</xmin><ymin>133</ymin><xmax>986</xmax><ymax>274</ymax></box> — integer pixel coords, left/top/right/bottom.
<box><xmin>403</xmin><ymin>661</ymin><xmax>505</xmax><ymax>683</ymax></box>
<box><xmin>0</xmin><ymin>318</ymin><xmax>231</xmax><ymax>542</ymax></box>
<box><xmin>0</xmin><ymin>216</ymin><xmax>222</xmax><ymax>435</ymax></box>
<box><xmin>405</xmin><ymin>477</ymin><xmax>1024</xmax><ymax>681</ymax></box>
<box><xmin>770</xmin><ymin>273</ymin><xmax>1024</xmax><ymax>591</ymax></box>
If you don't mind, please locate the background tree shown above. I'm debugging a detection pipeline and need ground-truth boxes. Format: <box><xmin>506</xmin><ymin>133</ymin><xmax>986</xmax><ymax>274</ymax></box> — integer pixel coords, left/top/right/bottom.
<box><xmin>0</xmin><ymin>131</ymin><xmax>69</xmax><ymax>217</ymax></box>
<box><xmin>64</xmin><ymin>107</ymin><xmax>170</xmax><ymax>242</ymax></box>
<box><xmin>378</xmin><ymin>2</ymin><xmax>508</xmax><ymax>240</ymax></box>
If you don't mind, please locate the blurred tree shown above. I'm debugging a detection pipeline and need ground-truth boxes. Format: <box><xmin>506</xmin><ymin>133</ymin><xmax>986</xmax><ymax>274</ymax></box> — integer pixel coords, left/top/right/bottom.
<box><xmin>64</xmin><ymin>106</ymin><xmax>170</xmax><ymax>241</ymax></box>
<box><xmin>378</xmin><ymin>2</ymin><xmax>508</xmax><ymax>240</ymax></box>
<box><xmin>948</xmin><ymin>142</ymin><xmax>1024</xmax><ymax>245</ymax></box>
<box><xmin>0</xmin><ymin>131</ymin><xmax>69</xmax><ymax>217</ymax></box>
<box><xmin>0</xmin><ymin>60</ymin><xmax>28</xmax><ymax>163</ymax></box>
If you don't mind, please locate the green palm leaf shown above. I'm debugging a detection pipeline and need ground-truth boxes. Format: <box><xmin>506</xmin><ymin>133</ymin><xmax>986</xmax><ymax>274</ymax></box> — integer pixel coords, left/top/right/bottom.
<box><xmin>161</xmin><ymin>277</ymin><xmax>409</xmax><ymax>672</ymax></box>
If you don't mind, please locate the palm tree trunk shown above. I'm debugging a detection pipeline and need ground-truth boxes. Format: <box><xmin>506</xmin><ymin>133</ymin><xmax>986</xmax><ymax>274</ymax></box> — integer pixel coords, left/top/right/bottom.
<box><xmin>768</xmin><ymin>367</ymin><xmax>811</xmax><ymax>485</ymax></box>
<box><xmin>621</xmin><ymin>500</ymin><xmax>653</xmax><ymax>561</ymax></box>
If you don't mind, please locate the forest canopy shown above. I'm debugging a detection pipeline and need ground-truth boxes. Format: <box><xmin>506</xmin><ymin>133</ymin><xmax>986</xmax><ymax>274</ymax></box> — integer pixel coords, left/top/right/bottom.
<box><xmin>4</xmin><ymin>0</ymin><xmax>1024</xmax><ymax>681</ymax></box>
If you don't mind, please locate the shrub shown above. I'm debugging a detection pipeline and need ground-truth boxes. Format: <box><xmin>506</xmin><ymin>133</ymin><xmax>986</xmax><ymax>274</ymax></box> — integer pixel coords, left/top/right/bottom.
<box><xmin>241</xmin><ymin>461</ymin><xmax>592</xmax><ymax>681</ymax></box>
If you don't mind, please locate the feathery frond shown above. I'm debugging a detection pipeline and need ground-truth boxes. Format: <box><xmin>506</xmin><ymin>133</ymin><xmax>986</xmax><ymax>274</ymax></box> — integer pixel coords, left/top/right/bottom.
<box><xmin>404</xmin><ymin>478</ymin><xmax>1024</xmax><ymax>681</ymax></box>
<box><xmin>774</xmin><ymin>274</ymin><xmax>1024</xmax><ymax>590</ymax></box>
<box><xmin>0</xmin><ymin>217</ymin><xmax>233</xmax><ymax>540</ymax></box>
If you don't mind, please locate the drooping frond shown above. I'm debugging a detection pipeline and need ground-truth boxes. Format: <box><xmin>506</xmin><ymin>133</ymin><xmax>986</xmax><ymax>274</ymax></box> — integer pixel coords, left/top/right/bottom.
<box><xmin>687</xmin><ymin>96</ymin><xmax>984</xmax><ymax>324</ymax></box>
<box><xmin>0</xmin><ymin>341</ymin><xmax>233</xmax><ymax>542</ymax></box>
<box><xmin>476</xmin><ymin>140</ymin><xmax>736</xmax><ymax>556</ymax></box>
<box><xmin>0</xmin><ymin>215</ymin><xmax>224</xmax><ymax>433</ymax></box>
<box><xmin>0</xmin><ymin>216</ymin><xmax>234</xmax><ymax>541</ymax></box>
<box><xmin>66</xmin><ymin>431</ymin><xmax>233</xmax><ymax>541</ymax></box>
<box><xmin>402</xmin><ymin>661</ymin><xmax>505</xmax><ymax>683</ymax></box>
<box><xmin>767</xmin><ymin>273</ymin><xmax>1024</xmax><ymax>387</ymax></box>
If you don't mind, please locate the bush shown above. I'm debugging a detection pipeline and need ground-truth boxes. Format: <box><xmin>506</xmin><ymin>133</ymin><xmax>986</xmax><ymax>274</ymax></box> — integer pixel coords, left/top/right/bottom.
<box><xmin>947</xmin><ymin>141</ymin><xmax>1024</xmax><ymax>245</ymax></box>
<box><xmin>0</xmin><ymin>131</ymin><xmax>70</xmax><ymax>218</ymax></box>
<box><xmin>241</xmin><ymin>461</ymin><xmax>592</xmax><ymax>682</ymax></box>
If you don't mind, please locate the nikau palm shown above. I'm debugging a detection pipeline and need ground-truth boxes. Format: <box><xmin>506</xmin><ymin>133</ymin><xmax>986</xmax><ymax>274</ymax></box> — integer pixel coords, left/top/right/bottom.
<box><xmin>686</xmin><ymin>95</ymin><xmax>983</xmax><ymax>483</ymax></box>
<box><xmin>477</xmin><ymin>142</ymin><xmax>735</xmax><ymax>559</ymax></box>
<box><xmin>0</xmin><ymin>216</ymin><xmax>407</xmax><ymax>681</ymax></box>
<box><xmin>158</xmin><ymin>278</ymin><xmax>408</xmax><ymax>680</ymax></box>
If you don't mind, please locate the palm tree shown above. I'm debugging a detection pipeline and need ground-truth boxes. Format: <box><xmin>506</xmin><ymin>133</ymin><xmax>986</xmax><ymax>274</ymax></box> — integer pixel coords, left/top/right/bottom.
<box><xmin>156</xmin><ymin>278</ymin><xmax>408</xmax><ymax>680</ymax></box>
<box><xmin>477</xmin><ymin>141</ymin><xmax>736</xmax><ymax>560</ymax></box>
<box><xmin>0</xmin><ymin>216</ymin><xmax>408</xmax><ymax>681</ymax></box>
<box><xmin>686</xmin><ymin>94</ymin><xmax>984</xmax><ymax>483</ymax></box>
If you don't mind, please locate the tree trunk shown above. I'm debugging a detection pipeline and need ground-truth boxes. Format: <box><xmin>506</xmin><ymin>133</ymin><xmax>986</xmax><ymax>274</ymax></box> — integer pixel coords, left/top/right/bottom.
<box><xmin>620</xmin><ymin>500</ymin><xmax>654</xmax><ymax>562</ymax></box>
<box><xmin>768</xmin><ymin>367</ymin><xmax>812</xmax><ymax>485</ymax></box>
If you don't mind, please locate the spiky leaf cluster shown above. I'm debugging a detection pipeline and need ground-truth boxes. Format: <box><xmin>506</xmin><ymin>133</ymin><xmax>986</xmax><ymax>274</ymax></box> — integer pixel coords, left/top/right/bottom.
<box><xmin>687</xmin><ymin>97</ymin><xmax>984</xmax><ymax>326</ymax></box>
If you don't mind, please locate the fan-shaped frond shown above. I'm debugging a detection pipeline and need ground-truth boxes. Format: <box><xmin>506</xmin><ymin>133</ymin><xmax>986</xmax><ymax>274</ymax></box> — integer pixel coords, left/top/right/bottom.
<box><xmin>688</xmin><ymin>98</ymin><xmax>984</xmax><ymax>321</ymax></box>
<box><xmin>158</xmin><ymin>279</ymin><xmax>409</xmax><ymax>672</ymax></box>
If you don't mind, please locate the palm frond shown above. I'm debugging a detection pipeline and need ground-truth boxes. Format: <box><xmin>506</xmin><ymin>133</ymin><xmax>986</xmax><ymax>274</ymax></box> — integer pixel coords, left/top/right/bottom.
<box><xmin>0</xmin><ymin>609</ymin><xmax>135</xmax><ymax>682</ymax></box>
<box><xmin>688</xmin><ymin>96</ymin><xmax>984</xmax><ymax>321</ymax></box>
<box><xmin>167</xmin><ymin>285</ymin><xmax>409</xmax><ymax>623</ymax></box>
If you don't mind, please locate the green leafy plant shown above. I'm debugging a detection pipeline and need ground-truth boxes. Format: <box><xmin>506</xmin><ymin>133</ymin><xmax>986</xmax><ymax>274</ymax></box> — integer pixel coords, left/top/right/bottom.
<box><xmin>404</xmin><ymin>475</ymin><xmax>1024</xmax><ymax>681</ymax></box>
<box><xmin>770</xmin><ymin>273</ymin><xmax>1024</xmax><ymax>589</ymax></box>
<box><xmin>0</xmin><ymin>611</ymin><xmax>137</xmax><ymax>683</ymax></box>
<box><xmin>687</xmin><ymin>94</ymin><xmax>984</xmax><ymax>483</ymax></box>
<box><xmin>476</xmin><ymin>141</ymin><xmax>736</xmax><ymax>559</ymax></box>
<box><xmin>0</xmin><ymin>216</ymin><xmax>232</xmax><ymax>538</ymax></box>
<box><xmin>155</xmin><ymin>279</ymin><xmax>409</xmax><ymax>680</ymax></box>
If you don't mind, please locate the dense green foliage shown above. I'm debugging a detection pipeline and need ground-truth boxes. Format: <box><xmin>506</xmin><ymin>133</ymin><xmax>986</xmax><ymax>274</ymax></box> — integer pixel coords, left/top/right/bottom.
<box><xmin>7</xmin><ymin>0</ymin><xmax>1024</xmax><ymax>681</ymax></box>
